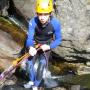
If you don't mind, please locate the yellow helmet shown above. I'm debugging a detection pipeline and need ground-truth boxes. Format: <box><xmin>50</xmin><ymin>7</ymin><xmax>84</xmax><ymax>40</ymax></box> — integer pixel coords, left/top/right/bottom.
<box><xmin>36</xmin><ymin>0</ymin><xmax>53</xmax><ymax>13</ymax></box>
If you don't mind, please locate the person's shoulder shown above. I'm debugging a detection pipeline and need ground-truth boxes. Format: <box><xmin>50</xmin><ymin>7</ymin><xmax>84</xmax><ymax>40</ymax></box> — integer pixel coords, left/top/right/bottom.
<box><xmin>28</xmin><ymin>16</ymin><xmax>38</xmax><ymax>25</ymax></box>
<box><xmin>50</xmin><ymin>16</ymin><xmax>60</xmax><ymax>25</ymax></box>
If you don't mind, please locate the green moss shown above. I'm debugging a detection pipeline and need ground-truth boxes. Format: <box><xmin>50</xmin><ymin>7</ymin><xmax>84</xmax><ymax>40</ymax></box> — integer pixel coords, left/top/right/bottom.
<box><xmin>67</xmin><ymin>74</ymin><xmax>90</xmax><ymax>88</ymax></box>
<box><xmin>49</xmin><ymin>62</ymin><xmax>77</xmax><ymax>75</ymax></box>
<box><xmin>0</xmin><ymin>16</ymin><xmax>26</xmax><ymax>46</ymax></box>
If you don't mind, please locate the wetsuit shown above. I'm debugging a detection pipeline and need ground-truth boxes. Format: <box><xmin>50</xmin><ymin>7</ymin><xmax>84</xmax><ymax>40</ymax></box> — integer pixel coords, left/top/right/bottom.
<box><xmin>26</xmin><ymin>16</ymin><xmax>62</xmax><ymax>87</ymax></box>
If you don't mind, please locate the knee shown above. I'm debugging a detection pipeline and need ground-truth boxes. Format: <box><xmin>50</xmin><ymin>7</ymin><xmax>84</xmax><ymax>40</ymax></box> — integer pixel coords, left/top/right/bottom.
<box><xmin>40</xmin><ymin>59</ymin><xmax>46</xmax><ymax>65</ymax></box>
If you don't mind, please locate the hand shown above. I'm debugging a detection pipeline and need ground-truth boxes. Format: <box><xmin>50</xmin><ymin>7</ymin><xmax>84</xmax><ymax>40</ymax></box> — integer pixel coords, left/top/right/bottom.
<box><xmin>29</xmin><ymin>46</ymin><xmax>37</xmax><ymax>56</ymax></box>
<box><xmin>40</xmin><ymin>44</ymin><xmax>50</xmax><ymax>51</ymax></box>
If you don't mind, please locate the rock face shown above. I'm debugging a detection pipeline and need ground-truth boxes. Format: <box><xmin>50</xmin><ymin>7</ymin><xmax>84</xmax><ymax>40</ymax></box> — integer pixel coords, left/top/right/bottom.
<box><xmin>54</xmin><ymin>0</ymin><xmax>90</xmax><ymax>61</ymax></box>
<box><xmin>0</xmin><ymin>0</ymin><xmax>9</xmax><ymax>16</ymax></box>
<box><xmin>12</xmin><ymin>0</ymin><xmax>36</xmax><ymax>19</ymax></box>
<box><xmin>0</xmin><ymin>30</ymin><xmax>21</xmax><ymax>69</ymax></box>
<box><xmin>0</xmin><ymin>0</ymin><xmax>90</xmax><ymax>61</ymax></box>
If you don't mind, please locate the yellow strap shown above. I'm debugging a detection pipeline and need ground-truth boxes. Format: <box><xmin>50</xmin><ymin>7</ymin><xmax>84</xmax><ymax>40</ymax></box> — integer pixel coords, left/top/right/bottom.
<box><xmin>12</xmin><ymin>44</ymin><xmax>41</xmax><ymax>66</ymax></box>
<box><xmin>12</xmin><ymin>53</ymin><xmax>29</xmax><ymax>66</ymax></box>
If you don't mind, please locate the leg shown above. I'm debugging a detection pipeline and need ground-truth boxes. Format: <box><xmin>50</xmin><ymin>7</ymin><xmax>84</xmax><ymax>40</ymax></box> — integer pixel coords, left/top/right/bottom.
<box><xmin>34</xmin><ymin>54</ymin><xmax>47</xmax><ymax>87</ymax></box>
<box><xmin>24</xmin><ymin>60</ymin><xmax>35</xmax><ymax>88</ymax></box>
<box><xmin>24</xmin><ymin>54</ymin><xmax>39</xmax><ymax>89</ymax></box>
<box><xmin>27</xmin><ymin>60</ymin><xmax>35</xmax><ymax>81</ymax></box>
<box><xmin>26</xmin><ymin>54</ymin><xmax>39</xmax><ymax>81</ymax></box>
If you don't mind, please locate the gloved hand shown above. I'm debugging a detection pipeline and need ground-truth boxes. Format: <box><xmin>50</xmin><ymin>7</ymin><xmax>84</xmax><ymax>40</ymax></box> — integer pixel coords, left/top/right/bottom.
<box><xmin>40</xmin><ymin>44</ymin><xmax>50</xmax><ymax>51</ymax></box>
<box><xmin>29</xmin><ymin>46</ymin><xmax>37</xmax><ymax>56</ymax></box>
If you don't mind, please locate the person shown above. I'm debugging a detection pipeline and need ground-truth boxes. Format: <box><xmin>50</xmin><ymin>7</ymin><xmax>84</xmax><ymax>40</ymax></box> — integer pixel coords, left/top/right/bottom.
<box><xmin>23</xmin><ymin>0</ymin><xmax>62</xmax><ymax>90</ymax></box>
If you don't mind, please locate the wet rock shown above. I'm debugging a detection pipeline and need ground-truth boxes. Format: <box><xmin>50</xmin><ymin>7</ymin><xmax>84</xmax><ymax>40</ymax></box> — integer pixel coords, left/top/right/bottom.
<box><xmin>12</xmin><ymin>0</ymin><xmax>35</xmax><ymax>20</ymax></box>
<box><xmin>0</xmin><ymin>0</ymin><xmax>9</xmax><ymax>16</ymax></box>
<box><xmin>0</xmin><ymin>29</ymin><xmax>21</xmax><ymax>69</ymax></box>
<box><xmin>52</xmin><ymin>87</ymin><xmax>66</xmax><ymax>90</ymax></box>
<box><xmin>77</xmin><ymin>66</ymin><xmax>90</xmax><ymax>75</ymax></box>
<box><xmin>2</xmin><ymin>85</ymin><xmax>26</xmax><ymax>90</ymax></box>
<box><xmin>1</xmin><ymin>84</ymin><xmax>67</xmax><ymax>90</ymax></box>
<box><xmin>70</xmin><ymin>85</ymin><xmax>80</xmax><ymax>90</ymax></box>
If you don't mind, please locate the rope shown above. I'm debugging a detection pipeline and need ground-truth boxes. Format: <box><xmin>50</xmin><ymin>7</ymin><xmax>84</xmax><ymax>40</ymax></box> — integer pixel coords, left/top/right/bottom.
<box><xmin>0</xmin><ymin>44</ymin><xmax>41</xmax><ymax>81</ymax></box>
